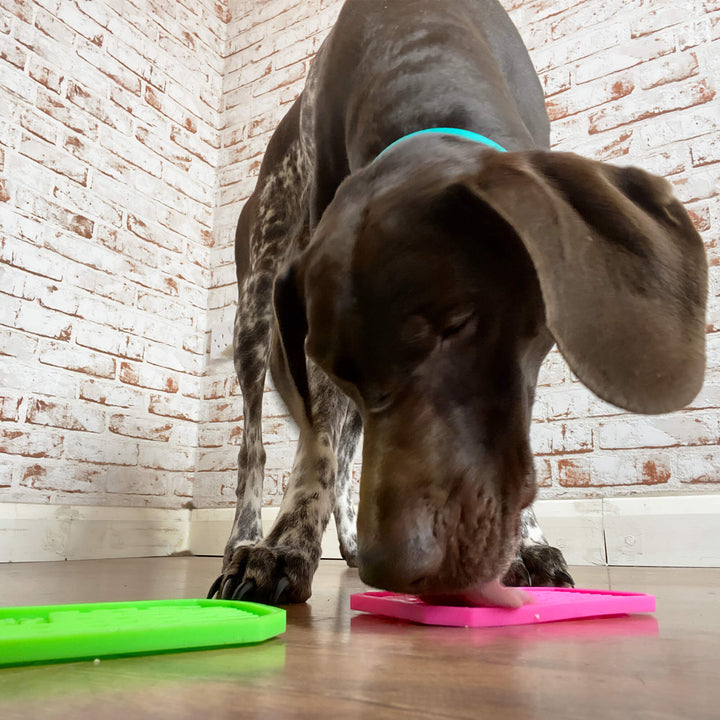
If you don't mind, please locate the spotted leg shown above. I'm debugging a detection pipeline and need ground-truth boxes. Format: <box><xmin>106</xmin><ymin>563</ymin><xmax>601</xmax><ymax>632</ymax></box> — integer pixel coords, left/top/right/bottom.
<box><xmin>219</xmin><ymin>273</ymin><xmax>275</xmax><ymax>573</ymax></box>
<box><xmin>212</xmin><ymin>362</ymin><xmax>352</xmax><ymax>604</ymax></box>
<box><xmin>333</xmin><ymin>404</ymin><xmax>363</xmax><ymax>566</ymax></box>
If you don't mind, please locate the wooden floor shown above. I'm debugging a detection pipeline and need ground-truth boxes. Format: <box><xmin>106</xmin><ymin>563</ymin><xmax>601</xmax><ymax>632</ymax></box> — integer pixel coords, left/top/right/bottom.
<box><xmin>0</xmin><ymin>558</ymin><xmax>718</xmax><ymax>719</ymax></box>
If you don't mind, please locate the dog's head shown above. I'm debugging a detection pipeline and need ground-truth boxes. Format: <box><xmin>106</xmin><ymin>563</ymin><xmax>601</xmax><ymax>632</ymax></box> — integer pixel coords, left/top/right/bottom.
<box><xmin>274</xmin><ymin>137</ymin><xmax>707</xmax><ymax>599</ymax></box>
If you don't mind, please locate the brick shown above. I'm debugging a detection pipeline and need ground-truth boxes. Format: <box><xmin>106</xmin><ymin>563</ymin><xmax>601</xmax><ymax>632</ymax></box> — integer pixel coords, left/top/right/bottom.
<box><xmin>671</xmin><ymin>166</ymin><xmax>720</xmax><ymax>204</ymax></box>
<box><xmin>126</xmin><ymin>212</ymin><xmax>184</xmax><ymax>253</ymax></box>
<box><xmin>44</xmin><ymin>230</ymin><xmax>129</xmax><ymax>276</ymax></box>
<box><xmin>143</xmin><ymin>84</ymin><xmax>198</xmax><ymax>134</ymax></box>
<box><xmin>69</xmin><ymin>267</ymin><xmax>136</xmax><ymax>306</ymax></box>
<box><xmin>1</xmin><ymin>235</ymin><xmax>65</xmax><ymax>281</ymax></box>
<box><xmin>139</xmin><ymin>444</ymin><xmax>195</xmax><ymax>472</ymax></box>
<box><xmin>65</xmin><ymin>434</ymin><xmax>138</xmax><ymax>466</ymax></box>
<box><xmin>38</xmin><ymin>282</ymin><xmax>99</xmax><ymax>318</ymax></box>
<box><xmin>0</xmin><ymin>463</ymin><xmax>12</xmax><ymax>488</ymax></box>
<box><xmin>21</xmin><ymin>463</ymin><xmax>101</xmax><ymax>493</ymax></box>
<box><xmin>531</xmin><ymin>421</ymin><xmax>594</xmax><ymax>456</ymax></box>
<box><xmin>135</xmin><ymin>125</ymin><xmax>191</xmax><ymax>172</ymax></box>
<box><xmin>79</xmin><ymin>377</ymin><xmax>146</xmax><ymax>408</ymax></box>
<box><xmin>597</xmin><ymin>415</ymin><xmax>719</xmax><ymax>449</ymax></box>
<box><xmin>2</xmin><ymin>0</ymin><xmax>32</xmax><ymax>23</ymax></box>
<box><xmin>54</xmin><ymin>0</ymin><xmax>105</xmax><ymax>45</ymax></box>
<box><xmin>18</xmin><ymin>106</ymin><xmax>58</xmax><ymax>143</ymax></box>
<box><xmin>170</xmin><ymin>420</ymin><xmax>199</xmax><ymax>448</ymax></box>
<box><xmin>63</xmin><ymin>133</ymin><xmax>134</xmax><ymax>182</ymax></box>
<box><xmin>26</xmin><ymin>57</ymin><xmax>63</xmax><ymax>95</ymax></box>
<box><xmin>33</xmin><ymin>6</ymin><xmax>76</xmax><ymax>46</ymax></box>
<box><xmin>14</xmin><ymin>301</ymin><xmax>73</xmax><ymax>340</ymax></box>
<box><xmin>105</xmin><ymin>468</ymin><xmax>184</xmax><ymax>497</ymax></box>
<box><xmin>52</xmin><ymin>182</ymin><xmax>123</xmax><ymax>228</ymax></box>
<box><xmin>0</xmin><ymin>358</ymin><xmax>76</xmax><ymax>398</ymax></box>
<box><xmin>534</xmin><ymin>457</ymin><xmax>553</xmax><ymax>488</ymax></box>
<box><xmin>630</xmin><ymin>6</ymin><xmax>690</xmax><ymax>39</ymax></box>
<box><xmin>575</xmin><ymin>34</ymin><xmax>676</xmax><ymax>85</ymax></box>
<box><xmin>145</xmin><ymin>343</ymin><xmax>204</xmax><ymax>375</ymax></box>
<box><xmin>75</xmin><ymin>325</ymin><xmax>145</xmax><ymax>361</ymax></box>
<box><xmin>672</xmin><ymin>446</ymin><xmax>720</xmax><ymax>483</ymax></box>
<box><xmin>691</xmin><ymin>134</ymin><xmax>720</xmax><ymax>167</ymax></box>
<box><xmin>0</xmin><ymin>394</ymin><xmax>21</xmax><ymax>421</ymax></box>
<box><xmin>0</xmin><ymin>264</ymin><xmax>33</xmax><ymax>300</ymax></box>
<box><xmin>109</xmin><ymin>414</ymin><xmax>174</xmax><ymax>441</ymax></box>
<box><xmin>119</xmin><ymin>361</ymin><xmax>180</xmax><ymax>393</ymax></box>
<box><xmin>182</xmin><ymin>331</ymin><xmax>205</xmax><ymax>356</ymax></box>
<box><xmin>197</xmin><ymin>425</ymin><xmax>226</xmax><ymax>447</ymax></box>
<box><xmin>148</xmin><ymin>393</ymin><xmax>201</xmax><ymax>422</ymax></box>
<box><xmin>0</xmin><ymin>34</ymin><xmax>26</xmax><ymax>68</ymax></box>
<box><xmin>47</xmin><ymin>204</ymin><xmax>95</xmax><ymax>239</ymax></box>
<box><xmin>0</xmin><ymin>428</ymin><xmax>64</xmax><ymax>458</ymax></box>
<box><xmin>26</xmin><ymin>397</ymin><xmax>106</xmax><ymax>432</ymax></box>
<box><xmin>632</xmin><ymin>146</ymin><xmax>689</xmax><ymax>177</ymax></box>
<box><xmin>196</xmin><ymin>447</ymin><xmax>235</xmax><ymax>472</ymax></box>
<box><xmin>8</xmin><ymin>186</ymin><xmax>51</xmax><ymax>221</ymax></box>
<box><xmin>589</xmin><ymin>80</ymin><xmax>716</xmax><ymax>134</ymax></box>
<box><xmin>548</xmin><ymin>77</ymin><xmax>635</xmax><ymax>121</ymax></box>
<box><xmin>66</xmin><ymin>80</ymin><xmax>133</xmax><ymax>135</ymax></box>
<box><xmin>202</xmin><ymin>376</ymin><xmax>230</xmax><ymax>400</ymax></box>
<box><xmin>179</xmin><ymin>374</ymin><xmax>203</xmax><ymax>401</ymax></box>
<box><xmin>557</xmin><ymin>453</ymin><xmax>673</xmax><ymax>487</ymax></box>
<box><xmin>637</xmin><ymin>51</ymin><xmax>699</xmax><ymax>90</ymax></box>
<box><xmin>38</xmin><ymin>339</ymin><xmax>117</xmax><ymax>378</ymax></box>
<box><xmin>19</xmin><ymin>136</ymin><xmax>89</xmax><ymax>185</ymax></box>
<box><xmin>542</xmin><ymin>386</ymin><xmax>626</xmax><ymax>421</ymax></box>
<box><xmin>117</xmin><ymin>310</ymin><xmax>178</xmax><ymax>346</ymax></box>
<box><xmin>636</xmin><ymin>104</ymin><xmax>719</xmax><ymax>150</ymax></box>
<box><xmin>205</xmin><ymin>398</ymin><xmax>243</xmax><ymax>423</ymax></box>
<box><xmin>36</xmin><ymin>88</ymin><xmax>100</xmax><ymax>139</ymax></box>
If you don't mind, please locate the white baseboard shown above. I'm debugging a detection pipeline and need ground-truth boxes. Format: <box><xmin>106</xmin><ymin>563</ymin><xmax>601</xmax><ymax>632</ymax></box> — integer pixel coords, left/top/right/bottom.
<box><xmin>1</xmin><ymin>495</ymin><xmax>719</xmax><ymax>567</ymax></box>
<box><xmin>602</xmin><ymin>495</ymin><xmax>720</xmax><ymax>567</ymax></box>
<box><xmin>0</xmin><ymin>504</ymin><xmax>188</xmax><ymax>562</ymax></box>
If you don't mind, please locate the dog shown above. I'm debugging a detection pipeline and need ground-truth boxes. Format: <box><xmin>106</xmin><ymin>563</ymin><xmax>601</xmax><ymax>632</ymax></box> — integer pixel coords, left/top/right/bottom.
<box><xmin>208</xmin><ymin>0</ymin><xmax>708</xmax><ymax>606</ymax></box>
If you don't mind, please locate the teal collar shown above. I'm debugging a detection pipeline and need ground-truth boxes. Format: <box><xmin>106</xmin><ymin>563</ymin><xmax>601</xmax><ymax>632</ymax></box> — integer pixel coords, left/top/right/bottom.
<box><xmin>375</xmin><ymin>127</ymin><xmax>507</xmax><ymax>161</ymax></box>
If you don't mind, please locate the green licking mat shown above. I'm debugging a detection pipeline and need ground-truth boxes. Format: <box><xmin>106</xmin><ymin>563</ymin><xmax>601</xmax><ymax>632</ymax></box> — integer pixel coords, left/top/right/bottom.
<box><xmin>0</xmin><ymin>599</ymin><xmax>286</xmax><ymax>666</ymax></box>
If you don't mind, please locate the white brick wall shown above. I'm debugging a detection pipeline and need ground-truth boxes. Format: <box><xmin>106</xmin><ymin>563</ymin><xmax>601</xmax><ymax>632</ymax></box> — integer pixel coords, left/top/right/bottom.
<box><xmin>505</xmin><ymin>0</ymin><xmax>720</xmax><ymax>497</ymax></box>
<box><xmin>1</xmin><ymin>0</ymin><xmax>226</xmax><ymax>508</ymax></box>
<box><xmin>1</xmin><ymin>0</ymin><xmax>718</xmax><ymax>512</ymax></box>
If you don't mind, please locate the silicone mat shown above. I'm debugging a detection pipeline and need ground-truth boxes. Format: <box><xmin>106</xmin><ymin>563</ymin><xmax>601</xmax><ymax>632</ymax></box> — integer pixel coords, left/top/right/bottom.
<box><xmin>0</xmin><ymin>599</ymin><xmax>286</xmax><ymax>666</ymax></box>
<box><xmin>350</xmin><ymin>587</ymin><xmax>656</xmax><ymax>627</ymax></box>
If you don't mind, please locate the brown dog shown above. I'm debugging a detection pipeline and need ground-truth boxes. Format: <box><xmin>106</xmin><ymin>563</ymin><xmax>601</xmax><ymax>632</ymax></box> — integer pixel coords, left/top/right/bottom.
<box><xmin>209</xmin><ymin>0</ymin><xmax>707</xmax><ymax>605</ymax></box>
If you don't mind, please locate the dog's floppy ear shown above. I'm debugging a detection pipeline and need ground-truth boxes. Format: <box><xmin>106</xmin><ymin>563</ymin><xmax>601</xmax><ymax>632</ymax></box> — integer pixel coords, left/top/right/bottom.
<box><xmin>273</xmin><ymin>263</ymin><xmax>313</xmax><ymax>425</ymax></box>
<box><xmin>466</xmin><ymin>151</ymin><xmax>708</xmax><ymax>414</ymax></box>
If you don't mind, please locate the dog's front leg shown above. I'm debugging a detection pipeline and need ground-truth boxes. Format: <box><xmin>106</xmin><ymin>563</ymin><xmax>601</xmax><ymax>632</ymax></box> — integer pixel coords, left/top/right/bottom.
<box><xmin>503</xmin><ymin>506</ymin><xmax>575</xmax><ymax>588</ymax></box>
<box><xmin>211</xmin><ymin>369</ymin><xmax>349</xmax><ymax>604</ymax></box>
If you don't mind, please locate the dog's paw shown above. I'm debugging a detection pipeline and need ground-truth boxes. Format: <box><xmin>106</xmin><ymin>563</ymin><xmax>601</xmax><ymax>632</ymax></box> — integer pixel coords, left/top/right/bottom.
<box><xmin>338</xmin><ymin>533</ymin><xmax>359</xmax><ymax>568</ymax></box>
<box><xmin>207</xmin><ymin>543</ymin><xmax>319</xmax><ymax>604</ymax></box>
<box><xmin>503</xmin><ymin>543</ymin><xmax>574</xmax><ymax>588</ymax></box>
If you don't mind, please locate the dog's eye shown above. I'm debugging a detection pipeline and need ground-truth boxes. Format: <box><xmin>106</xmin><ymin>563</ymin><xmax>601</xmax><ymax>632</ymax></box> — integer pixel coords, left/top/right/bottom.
<box><xmin>441</xmin><ymin>311</ymin><xmax>474</xmax><ymax>341</ymax></box>
<box><xmin>368</xmin><ymin>391</ymin><xmax>393</xmax><ymax>414</ymax></box>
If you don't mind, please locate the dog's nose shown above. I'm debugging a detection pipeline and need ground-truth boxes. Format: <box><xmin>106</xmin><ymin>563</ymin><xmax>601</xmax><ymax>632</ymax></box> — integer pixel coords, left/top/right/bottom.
<box><xmin>357</xmin><ymin>534</ymin><xmax>444</xmax><ymax>593</ymax></box>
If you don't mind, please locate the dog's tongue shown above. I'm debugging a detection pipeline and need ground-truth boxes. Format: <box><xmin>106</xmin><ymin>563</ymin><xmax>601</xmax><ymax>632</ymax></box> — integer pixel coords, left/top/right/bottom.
<box><xmin>460</xmin><ymin>579</ymin><xmax>533</xmax><ymax>608</ymax></box>
<box><xmin>422</xmin><ymin>580</ymin><xmax>533</xmax><ymax>608</ymax></box>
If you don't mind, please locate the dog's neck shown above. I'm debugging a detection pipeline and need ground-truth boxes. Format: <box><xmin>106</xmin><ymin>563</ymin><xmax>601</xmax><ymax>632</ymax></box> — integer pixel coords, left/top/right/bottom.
<box><xmin>375</xmin><ymin>128</ymin><xmax>508</xmax><ymax>162</ymax></box>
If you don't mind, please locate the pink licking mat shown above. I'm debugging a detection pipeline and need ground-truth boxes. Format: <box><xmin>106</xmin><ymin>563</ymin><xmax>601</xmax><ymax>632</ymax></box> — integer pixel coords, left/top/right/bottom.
<box><xmin>350</xmin><ymin>588</ymin><xmax>656</xmax><ymax>627</ymax></box>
